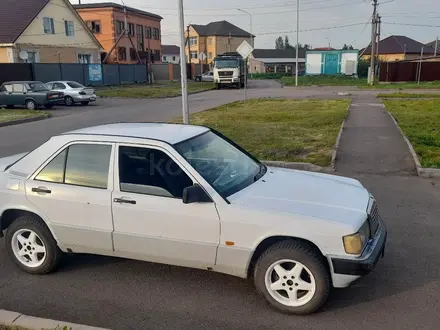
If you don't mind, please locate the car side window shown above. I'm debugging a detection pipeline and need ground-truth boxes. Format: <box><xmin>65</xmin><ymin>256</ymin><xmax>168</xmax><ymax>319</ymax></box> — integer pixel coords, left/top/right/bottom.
<box><xmin>1</xmin><ymin>85</ymin><xmax>12</xmax><ymax>92</ymax></box>
<box><xmin>12</xmin><ymin>84</ymin><xmax>25</xmax><ymax>93</ymax></box>
<box><xmin>119</xmin><ymin>146</ymin><xmax>193</xmax><ymax>198</ymax></box>
<box><xmin>53</xmin><ymin>83</ymin><xmax>66</xmax><ymax>90</ymax></box>
<box><xmin>35</xmin><ymin>144</ymin><xmax>112</xmax><ymax>189</ymax></box>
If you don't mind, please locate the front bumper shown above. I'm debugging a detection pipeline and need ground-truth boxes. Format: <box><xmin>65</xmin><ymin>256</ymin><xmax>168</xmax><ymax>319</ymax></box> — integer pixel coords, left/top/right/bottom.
<box><xmin>331</xmin><ymin>221</ymin><xmax>387</xmax><ymax>276</ymax></box>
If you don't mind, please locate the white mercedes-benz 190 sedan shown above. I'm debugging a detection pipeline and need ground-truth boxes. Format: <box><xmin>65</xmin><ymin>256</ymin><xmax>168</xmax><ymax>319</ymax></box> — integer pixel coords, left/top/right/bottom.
<box><xmin>0</xmin><ymin>123</ymin><xmax>386</xmax><ymax>315</ymax></box>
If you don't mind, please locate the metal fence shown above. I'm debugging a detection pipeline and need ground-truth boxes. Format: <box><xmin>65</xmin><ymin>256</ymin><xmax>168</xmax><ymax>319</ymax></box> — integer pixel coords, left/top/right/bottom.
<box><xmin>0</xmin><ymin>63</ymin><xmax>148</xmax><ymax>86</ymax></box>
<box><xmin>379</xmin><ymin>61</ymin><xmax>440</xmax><ymax>82</ymax></box>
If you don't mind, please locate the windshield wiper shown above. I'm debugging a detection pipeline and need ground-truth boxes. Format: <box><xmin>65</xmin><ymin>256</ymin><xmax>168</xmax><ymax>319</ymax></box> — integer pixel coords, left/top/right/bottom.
<box><xmin>254</xmin><ymin>163</ymin><xmax>267</xmax><ymax>182</ymax></box>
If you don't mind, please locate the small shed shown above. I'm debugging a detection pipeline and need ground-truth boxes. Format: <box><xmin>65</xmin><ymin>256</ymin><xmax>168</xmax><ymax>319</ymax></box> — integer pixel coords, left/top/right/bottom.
<box><xmin>305</xmin><ymin>50</ymin><xmax>359</xmax><ymax>75</ymax></box>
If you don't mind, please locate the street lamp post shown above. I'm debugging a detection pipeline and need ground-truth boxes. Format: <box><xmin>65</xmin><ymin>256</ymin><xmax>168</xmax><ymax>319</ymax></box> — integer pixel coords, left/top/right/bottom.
<box><xmin>237</xmin><ymin>8</ymin><xmax>253</xmax><ymax>99</ymax></box>
<box><xmin>295</xmin><ymin>0</ymin><xmax>299</xmax><ymax>87</ymax></box>
<box><xmin>178</xmin><ymin>0</ymin><xmax>189</xmax><ymax>124</ymax></box>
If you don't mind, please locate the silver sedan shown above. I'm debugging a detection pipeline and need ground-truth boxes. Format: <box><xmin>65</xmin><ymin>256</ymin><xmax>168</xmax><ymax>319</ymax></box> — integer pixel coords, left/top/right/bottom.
<box><xmin>46</xmin><ymin>81</ymin><xmax>97</xmax><ymax>106</ymax></box>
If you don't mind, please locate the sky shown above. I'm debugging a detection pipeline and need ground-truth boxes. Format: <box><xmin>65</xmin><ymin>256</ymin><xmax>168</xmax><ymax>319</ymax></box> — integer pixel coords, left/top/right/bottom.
<box><xmin>71</xmin><ymin>0</ymin><xmax>440</xmax><ymax>50</ymax></box>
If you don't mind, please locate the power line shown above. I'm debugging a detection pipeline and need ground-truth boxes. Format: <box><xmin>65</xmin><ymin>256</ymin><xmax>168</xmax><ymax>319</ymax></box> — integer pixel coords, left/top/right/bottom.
<box><xmin>350</xmin><ymin>15</ymin><xmax>373</xmax><ymax>46</ymax></box>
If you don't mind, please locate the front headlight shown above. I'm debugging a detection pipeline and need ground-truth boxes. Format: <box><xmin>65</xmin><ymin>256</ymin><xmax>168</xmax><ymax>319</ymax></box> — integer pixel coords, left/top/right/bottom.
<box><xmin>343</xmin><ymin>221</ymin><xmax>370</xmax><ymax>255</ymax></box>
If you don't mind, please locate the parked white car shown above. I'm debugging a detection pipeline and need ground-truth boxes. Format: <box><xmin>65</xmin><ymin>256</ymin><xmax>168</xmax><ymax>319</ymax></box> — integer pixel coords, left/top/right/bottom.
<box><xmin>45</xmin><ymin>81</ymin><xmax>96</xmax><ymax>106</ymax></box>
<box><xmin>0</xmin><ymin>123</ymin><xmax>386</xmax><ymax>315</ymax></box>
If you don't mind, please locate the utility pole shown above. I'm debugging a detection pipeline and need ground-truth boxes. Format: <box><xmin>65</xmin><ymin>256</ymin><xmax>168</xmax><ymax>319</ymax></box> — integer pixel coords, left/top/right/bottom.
<box><xmin>369</xmin><ymin>0</ymin><xmax>378</xmax><ymax>85</ymax></box>
<box><xmin>178</xmin><ymin>0</ymin><xmax>189</xmax><ymax>124</ymax></box>
<box><xmin>434</xmin><ymin>36</ymin><xmax>438</xmax><ymax>57</ymax></box>
<box><xmin>295</xmin><ymin>0</ymin><xmax>299</xmax><ymax>87</ymax></box>
<box><xmin>375</xmin><ymin>15</ymin><xmax>381</xmax><ymax>78</ymax></box>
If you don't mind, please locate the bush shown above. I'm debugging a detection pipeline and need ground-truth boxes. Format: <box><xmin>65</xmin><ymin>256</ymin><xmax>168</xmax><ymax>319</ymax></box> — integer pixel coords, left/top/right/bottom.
<box><xmin>357</xmin><ymin>60</ymin><xmax>370</xmax><ymax>78</ymax></box>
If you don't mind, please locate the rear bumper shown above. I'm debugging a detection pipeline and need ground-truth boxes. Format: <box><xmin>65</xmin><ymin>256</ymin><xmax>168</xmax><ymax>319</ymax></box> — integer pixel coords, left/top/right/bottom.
<box><xmin>73</xmin><ymin>94</ymin><xmax>96</xmax><ymax>102</ymax></box>
<box><xmin>331</xmin><ymin>222</ymin><xmax>387</xmax><ymax>276</ymax></box>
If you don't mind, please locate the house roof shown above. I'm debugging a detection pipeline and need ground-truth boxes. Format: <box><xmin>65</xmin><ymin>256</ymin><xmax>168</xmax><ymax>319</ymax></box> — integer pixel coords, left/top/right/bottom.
<box><xmin>74</xmin><ymin>2</ymin><xmax>163</xmax><ymax>20</ymax></box>
<box><xmin>426</xmin><ymin>40</ymin><xmax>440</xmax><ymax>52</ymax></box>
<box><xmin>362</xmin><ymin>35</ymin><xmax>435</xmax><ymax>55</ymax></box>
<box><xmin>162</xmin><ymin>45</ymin><xmax>180</xmax><ymax>55</ymax></box>
<box><xmin>313</xmin><ymin>47</ymin><xmax>336</xmax><ymax>51</ymax></box>
<box><xmin>252</xmin><ymin>48</ymin><xmax>306</xmax><ymax>59</ymax></box>
<box><xmin>191</xmin><ymin>21</ymin><xmax>254</xmax><ymax>38</ymax></box>
<box><xmin>0</xmin><ymin>0</ymin><xmax>50</xmax><ymax>43</ymax></box>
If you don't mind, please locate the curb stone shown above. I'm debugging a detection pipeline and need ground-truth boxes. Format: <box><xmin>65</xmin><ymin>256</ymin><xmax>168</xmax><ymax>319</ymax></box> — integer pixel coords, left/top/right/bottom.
<box><xmin>0</xmin><ymin>309</ymin><xmax>110</xmax><ymax>330</ymax></box>
<box><xmin>387</xmin><ymin>111</ymin><xmax>440</xmax><ymax>178</ymax></box>
<box><xmin>98</xmin><ymin>88</ymin><xmax>215</xmax><ymax>100</ymax></box>
<box><xmin>330</xmin><ymin>100</ymin><xmax>351</xmax><ymax>170</ymax></box>
<box><xmin>0</xmin><ymin>114</ymin><xmax>50</xmax><ymax>128</ymax></box>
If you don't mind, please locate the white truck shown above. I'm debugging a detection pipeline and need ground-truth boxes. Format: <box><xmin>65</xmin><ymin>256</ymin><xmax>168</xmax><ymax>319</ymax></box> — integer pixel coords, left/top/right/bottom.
<box><xmin>213</xmin><ymin>52</ymin><xmax>246</xmax><ymax>89</ymax></box>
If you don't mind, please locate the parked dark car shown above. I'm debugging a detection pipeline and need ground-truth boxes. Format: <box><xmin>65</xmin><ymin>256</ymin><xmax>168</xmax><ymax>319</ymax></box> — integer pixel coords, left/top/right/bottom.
<box><xmin>0</xmin><ymin>81</ymin><xmax>63</xmax><ymax>110</ymax></box>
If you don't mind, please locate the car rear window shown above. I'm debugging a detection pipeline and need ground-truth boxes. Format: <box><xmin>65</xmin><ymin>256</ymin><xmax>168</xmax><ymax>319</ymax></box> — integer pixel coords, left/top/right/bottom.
<box><xmin>67</xmin><ymin>81</ymin><xmax>84</xmax><ymax>88</ymax></box>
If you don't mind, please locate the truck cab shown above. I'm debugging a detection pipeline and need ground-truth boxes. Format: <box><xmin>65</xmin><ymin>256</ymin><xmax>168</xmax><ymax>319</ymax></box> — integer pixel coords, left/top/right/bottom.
<box><xmin>213</xmin><ymin>52</ymin><xmax>246</xmax><ymax>89</ymax></box>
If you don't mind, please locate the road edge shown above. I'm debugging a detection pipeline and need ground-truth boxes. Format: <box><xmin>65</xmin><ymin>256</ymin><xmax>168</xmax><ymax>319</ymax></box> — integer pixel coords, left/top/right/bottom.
<box><xmin>0</xmin><ymin>309</ymin><xmax>110</xmax><ymax>330</ymax></box>
<box><xmin>0</xmin><ymin>114</ymin><xmax>50</xmax><ymax>128</ymax></box>
<box><xmin>387</xmin><ymin>111</ymin><xmax>440</xmax><ymax>178</ymax></box>
<box><xmin>330</xmin><ymin>100</ymin><xmax>351</xmax><ymax>170</ymax></box>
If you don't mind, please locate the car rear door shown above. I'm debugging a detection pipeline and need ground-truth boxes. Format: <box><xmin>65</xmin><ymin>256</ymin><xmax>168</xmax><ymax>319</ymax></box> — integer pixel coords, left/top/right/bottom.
<box><xmin>25</xmin><ymin>142</ymin><xmax>116</xmax><ymax>252</ymax></box>
<box><xmin>0</xmin><ymin>84</ymin><xmax>13</xmax><ymax>106</ymax></box>
<box><xmin>11</xmin><ymin>83</ymin><xmax>26</xmax><ymax>105</ymax></box>
<box><xmin>111</xmin><ymin>143</ymin><xmax>220</xmax><ymax>269</ymax></box>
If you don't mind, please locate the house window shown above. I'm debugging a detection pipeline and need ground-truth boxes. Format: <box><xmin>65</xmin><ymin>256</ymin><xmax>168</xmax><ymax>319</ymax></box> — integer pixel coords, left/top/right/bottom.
<box><xmin>64</xmin><ymin>21</ymin><xmax>75</xmax><ymax>36</ymax></box>
<box><xmin>153</xmin><ymin>28</ymin><xmax>160</xmax><ymax>40</ymax></box>
<box><xmin>43</xmin><ymin>17</ymin><xmax>55</xmax><ymax>34</ymax></box>
<box><xmin>116</xmin><ymin>21</ymin><xmax>125</xmax><ymax>35</ymax></box>
<box><xmin>208</xmin><ymin>52</ymin><xmax>213</xmax><ymax>59</ymax></box>
<box><xmin>78</xmin><ymin>54</ymin><xmax>92</xmax><ymax>64</ymax></box>
<box><xmin>136</xmin><ymin>25</ymin><xmax>144</xmax><ymax>51</ymax></box>
<box><xmin>163</xmin><ymin>56</ymin><xmax>167</xmax><ymax>62</ymax></box>
<box><xmin>130</xmin><ymin>48</ymin><xmax>137</xmax><ymax>60</ymax></box>
<box><xmin>27</xmin><ymin>51</ymin><xmax>39</xmax><ymax>63</ymax></box>
<box><xmin>172</xmin><ymin>56</ymin><xmax>176</xmax><ymax>61</ymax></box>
<box><xmin>86</xmin><ymin>21</ymin><xmax>101</xmax><ymax>33</ymax></box>
<box><xmin>118</xmin><ymin>47</ymin><xmax>127</xmax><ymax>61</ymax></box>
<box><xmin>190</xmin><ymin>51</ymin><xmax>198</xmax><ymax>59</ymax></box>
<box><xmin>189</xmin><ymin>37</ymin><xmax>197</xmax><ymax>46</ymax></box>
<box><xmin>128</xmin><ymin>23</ymin><xmax>135</xmax><ymax>36</ymax></box>
<box><xmin>145</xmin><ymin>26</ymin><xmax>152</xmax><ymax>39</ymax></box>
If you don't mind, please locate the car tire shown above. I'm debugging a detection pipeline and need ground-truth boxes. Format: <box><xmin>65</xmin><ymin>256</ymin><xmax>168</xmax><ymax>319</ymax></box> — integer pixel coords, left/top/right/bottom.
<box><xmin>216</xmin><ymin>83</ymin><xmax>221</xmax><ymax>90</ymax></box>
<box><xmin>5</xmin><ymin>215</ymin><xmax>62</xmax><ymax>275</ymax></box>
<box><xmin>81</xmin><ymin>101</ymin><xmax>89</xmax><ymax>106</ymax></box>
<box><xmin>253</xmin><ymin>240</ymin><xmax>331</xmax><ymax>315</ymax></box>
<box><xmin>25</xmin><ymin>100</ymin><xmax>37</xmax><ymax>110</ymax></box>
<box><xmin>64</xmin><ymin>96</ymin><xmax>74</xmax><ymax>106</ymax></box>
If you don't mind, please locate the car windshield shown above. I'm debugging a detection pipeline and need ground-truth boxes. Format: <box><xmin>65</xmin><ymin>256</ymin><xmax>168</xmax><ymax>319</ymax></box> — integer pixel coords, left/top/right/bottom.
<box><xmin>67</xmin><ymin>81</ymin><xmax>84</xmax><ymax>88</ymax></box>
<box><xmin>175</xmin><ymin>131</ymin><xmax>266</xmax><ymax>198</ymax></box>
<box><xmin>215</xmin><ymin>59</ymin><xmax>239</xmax><ymax>68</ymax></box>
<box><xmin>28</xmin><ymin>82</ymin><xmax>48</xmax><ymax>91</ymax></box>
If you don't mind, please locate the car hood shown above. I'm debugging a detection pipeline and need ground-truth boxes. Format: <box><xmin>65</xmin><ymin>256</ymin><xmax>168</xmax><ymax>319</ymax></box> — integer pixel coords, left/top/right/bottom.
<box><xmin>0</xmin><ymin>153</ymin><xmax>28</xmax><ymax>171</ymax></box>
<box><xmin>228</xmin><ymin>167</ymin><xmax>370</xmax><ymax>224</ymax></box>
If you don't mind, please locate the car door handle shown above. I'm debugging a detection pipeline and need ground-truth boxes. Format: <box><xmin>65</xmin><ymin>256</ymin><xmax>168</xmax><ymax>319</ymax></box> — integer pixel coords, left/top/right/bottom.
<box><xmin>113</xmin><ymin>198</ymin><xmax>136</xmax><ymax>205</ymax></box>
<box><xmin>32</xmin><ymin>187</ymin><xmax>51</xmax><ymax>194</ymax></box>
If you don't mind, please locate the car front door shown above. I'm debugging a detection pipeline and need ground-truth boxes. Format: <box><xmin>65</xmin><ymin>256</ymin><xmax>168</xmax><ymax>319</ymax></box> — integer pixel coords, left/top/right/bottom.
<box><xmin>25</xmin><ymin>142</ymin><xmax>115</xmax><ymax>252</ymax></box>
<box><xmin>111</xmin><ymin>144</ymin><xmax>220</xmax><ymax>269</ymax></box>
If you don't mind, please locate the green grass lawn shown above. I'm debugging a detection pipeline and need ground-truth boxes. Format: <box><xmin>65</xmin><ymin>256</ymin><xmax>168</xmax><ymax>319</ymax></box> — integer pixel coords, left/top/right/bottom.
<box><xmin>378</xmin><ymin>92</ymin><xmax>440</xmax><ymax>98</ymax></box>
<box><xmin>0</xmin><ymin>110</ymin><xmax>49</xmax><ymax>123</ymax></box>
<box><xmin>96</xmin><ymin>82</ymin><xmax>214</xmax><ymax>98</ymax></box>
<box><xmin>384</xmin><ymin>99</ymin><xmax>440</xmax><ymax>168</ymax></box>
<box><xmin>281</xmin><ymin>75</ymin><xmax>440</xmax><ymax>89</ymax></box>
<box><xmin>174</xmin><ymin>99</ymin><xmax>349</xmax><ymax>167</ymax></box>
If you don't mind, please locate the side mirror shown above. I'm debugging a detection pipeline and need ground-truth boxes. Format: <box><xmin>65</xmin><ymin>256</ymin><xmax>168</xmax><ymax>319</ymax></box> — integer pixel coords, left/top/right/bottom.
<box><xmin>182</xmin><ymin>184</ymin><xmax>212</xmax><ymax>204</ymax></box>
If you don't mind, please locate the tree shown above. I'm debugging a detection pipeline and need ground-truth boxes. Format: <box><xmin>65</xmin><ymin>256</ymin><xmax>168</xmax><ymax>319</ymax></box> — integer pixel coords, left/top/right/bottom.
<box><xmin>349</xmin><ymin>45</ymin><xmax>354</xmax><ymax>50</ymax></box>
<box><xmin>303</xmin><ymin>44</ymin><xmax>311</xmax><ymax>50</ymax></box>
<box><xmin>285</xmin><ymin>36</ymin><xmax>293</xmax><ymax>49</ymax></box>
<box><xmin>342</xmin><ymin>44</ymin><xmax>348</xmax><ymax>50</ymax></box>
<box><xmin>275</xmin><ymin>37</ymin><xmax>284</xmax><ymax>49</ymax></box>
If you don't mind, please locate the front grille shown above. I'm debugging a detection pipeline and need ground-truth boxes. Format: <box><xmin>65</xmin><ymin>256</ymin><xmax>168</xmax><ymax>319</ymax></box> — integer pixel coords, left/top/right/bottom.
<box><xmin>218</xmin><ymin>71</ymin><xmax>233</xmax><ymax>77</ymax></box>
<box><xmin>368</xmin><ymin>201</ymin><xmax>380</xmax><ymax>237</ymax></box>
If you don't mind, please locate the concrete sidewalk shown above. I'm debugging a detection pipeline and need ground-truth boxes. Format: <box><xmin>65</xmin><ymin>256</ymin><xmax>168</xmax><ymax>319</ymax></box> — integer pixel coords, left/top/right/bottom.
<box><xmin>0</xmin><ymin>309</ymin><xmax>109</xmax><ymax>330</ymax></box>
<box><xmin>335</xmin><ymin>95</ymin><xmax>416</xmax><ymax>175</ymax></box>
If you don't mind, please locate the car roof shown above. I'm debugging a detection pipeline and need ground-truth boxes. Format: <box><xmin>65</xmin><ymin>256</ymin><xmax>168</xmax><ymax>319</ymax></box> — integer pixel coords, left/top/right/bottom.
<box><xmin>2</xmin><ymin>81</ymin><xmax>42</xmax><ymax>84</ymax></box>
<box><xmin>63</xmin><ymin>123</ymin><xmax>210</xmax><ymax>144</ymax></box>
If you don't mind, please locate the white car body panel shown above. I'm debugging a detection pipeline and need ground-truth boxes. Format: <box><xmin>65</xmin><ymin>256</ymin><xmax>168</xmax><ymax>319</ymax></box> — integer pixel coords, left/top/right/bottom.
<box><xmin>0</xmin><ymin>123</ymin><xmax>380</xmax><ymax>288</ymax></box>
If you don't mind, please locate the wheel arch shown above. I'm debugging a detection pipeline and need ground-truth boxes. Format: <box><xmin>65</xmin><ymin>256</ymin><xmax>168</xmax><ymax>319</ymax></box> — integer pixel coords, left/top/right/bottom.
<box><xmin>247</xmin><ymin>236</ymin><xmax>329</xmax><ymax>279</ymax></box>
<box><xmin>24</xmin><ymin>97</ymin><xmax>37</xmax><ymax>104</ymax></box>
<box><xmin>0</xmin><ymin>207</ymin><xmax>56</xmax><ymax>240</ymax></box>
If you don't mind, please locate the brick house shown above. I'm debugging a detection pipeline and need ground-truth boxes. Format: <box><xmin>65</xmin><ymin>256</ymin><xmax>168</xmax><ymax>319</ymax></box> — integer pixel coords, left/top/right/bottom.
<box><xmin>74</xmin><ymin>2</ymin><xmax>163</xmax><ymax>64</ymax></box>
<box><xmin>0</xmin><ymin>0</ymin><xmax>102</xmax><ymax>64</ymax></box>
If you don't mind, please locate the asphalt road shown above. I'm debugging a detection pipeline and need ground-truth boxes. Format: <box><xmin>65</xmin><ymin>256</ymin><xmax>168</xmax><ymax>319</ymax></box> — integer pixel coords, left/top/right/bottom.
<box><xmin>1</xmin><ymin>83</ymin><xmax>440</xmax><ymax>329</ymax></box>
